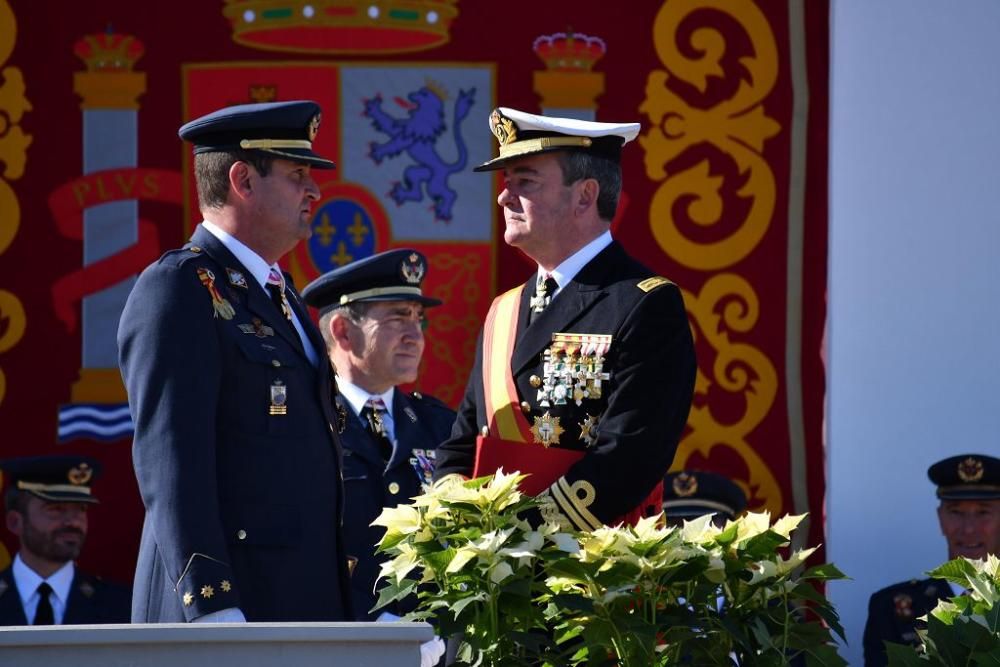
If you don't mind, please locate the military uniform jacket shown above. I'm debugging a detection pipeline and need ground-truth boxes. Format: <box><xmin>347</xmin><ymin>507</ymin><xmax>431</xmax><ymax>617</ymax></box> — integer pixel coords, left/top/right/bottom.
<box><xmin>862</xmin><ymin>577</ymin><xmax>952</xmax><ymax>666</ymax></box>
<box><xmin>339</xmin><ymin>391</ymin><xmax>455</xmax><ymax>620</ymax></box>
<box><xmin>434</xmin><ymin>241</ymin><xmax>697</xmax><ymax>530</ymax></box>
<box><xmin>0</xmin><ymin>567</ymin><xmax>131</xmax><ymax>625</ymax></box>
<box><xmin>118</xmin><ymin>225</ymin><xmax>351</xmax><ymax>622</ymax></box>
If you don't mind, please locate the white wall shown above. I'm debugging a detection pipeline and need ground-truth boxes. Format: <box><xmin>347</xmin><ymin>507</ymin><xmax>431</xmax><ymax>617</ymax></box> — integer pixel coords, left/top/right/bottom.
<box><xmin>828</xmin><ymin>1</ymin><xmax>1000</xmax><ymax>664</ymax></box>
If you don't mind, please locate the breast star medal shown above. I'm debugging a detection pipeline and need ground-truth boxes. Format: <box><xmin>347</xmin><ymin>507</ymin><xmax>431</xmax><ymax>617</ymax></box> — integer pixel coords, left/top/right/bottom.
<box><xmin>531</xmin><ymin>411</ymin><xmax>564</xmax><ymax>447</ymax></box>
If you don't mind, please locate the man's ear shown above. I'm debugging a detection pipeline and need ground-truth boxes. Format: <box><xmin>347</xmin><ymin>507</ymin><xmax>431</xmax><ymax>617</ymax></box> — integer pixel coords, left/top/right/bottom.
<box><xmin>329</xmin><ymin>313</ymin><xmax>355</xmax><ymax>351</ymax></box>
<box><xmin>228</xmin><ymin>161</ymin><xmax>254</xmax><ymax>201</ymax></box>
<box><xmin>6</xmin><ymin>509</ymin><xmax>23</xmax><ymax>538</ymax></box>
<box><xmin>575</xmin><ymin>178</ymin><xmax>599</xmax><ymax>216</ymax></box>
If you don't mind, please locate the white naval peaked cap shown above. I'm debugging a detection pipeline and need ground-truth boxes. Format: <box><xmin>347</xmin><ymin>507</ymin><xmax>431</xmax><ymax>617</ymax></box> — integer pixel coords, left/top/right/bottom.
<box><xmin>475</xmin><ymin>106</ymin><xmax>642</xmax><ymax>172</ymax></box>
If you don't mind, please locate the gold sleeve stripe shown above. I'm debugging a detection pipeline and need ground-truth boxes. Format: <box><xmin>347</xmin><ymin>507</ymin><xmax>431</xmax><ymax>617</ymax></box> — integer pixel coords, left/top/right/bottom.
<box><xmin>637</xmin><ymin>276</ymin><xmax>673</xmax><ymax>293</ymax></box>
<box><xmin>550</xmin><ymin>477</ymin><xmax>602</xmax><ymax>531</ymax></box>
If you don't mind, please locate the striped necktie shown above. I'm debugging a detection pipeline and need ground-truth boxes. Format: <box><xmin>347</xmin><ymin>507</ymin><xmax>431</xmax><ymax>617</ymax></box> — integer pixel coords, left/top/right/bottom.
<box><xmin>360</xmin><ymin>397</ymin><xmax>393</xmax><ymax>462</ymax></box>
<box><xmin>266</xmin><ymin>268</ymin><xmax>293</xmax><ymax>322</ymax></box>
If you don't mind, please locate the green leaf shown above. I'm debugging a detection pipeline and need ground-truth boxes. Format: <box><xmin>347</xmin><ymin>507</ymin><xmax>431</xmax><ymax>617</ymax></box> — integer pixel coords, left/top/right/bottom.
<box><xmin>802</xmin><ymin>642</ymin><xmax>848</xmax><ymax>667</ymax></box>
<box><xmin>801</xmin><ymin>563</ymin><xmax>849</xmax><ymax>581</ymax></box>
<box><xmin>371</xmin><ymin>577</ymin><xmax>418</xmax><ymax>611</ymax></box>
<box><xmin>884</xmin><ymin>642</ymin><xmax>929</xmax><ymax>666</ymax></box>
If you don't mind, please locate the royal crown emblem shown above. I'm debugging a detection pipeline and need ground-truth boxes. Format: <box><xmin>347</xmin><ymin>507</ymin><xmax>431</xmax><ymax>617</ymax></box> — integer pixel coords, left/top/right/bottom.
<box><xmin>223</xmin><ymin>0</ymin><xmax>459</xmax><ymax>55</ymax></box>
<box><xmin>68</xmin><ymin>463</ymin><xmax>93</xmax><ymax>486</ymax></box>
<box><xmin>533</xmin><ymin>31</ymin><xmax>606</xmax><ymax>72</ymax></box>
<box><xmin>400</xmin><ymin>252</ymin><xmax>426</xmax><ymax>284</ymax></box>
<box><xmin>957</xmin><ymin>456</ymin><xmax>984</xmax><ymax>483</ymax></box>
<box><xmin>73</xmin><ymin>32</ymin><xmax>145</xmax><ymax>72</ymax></box>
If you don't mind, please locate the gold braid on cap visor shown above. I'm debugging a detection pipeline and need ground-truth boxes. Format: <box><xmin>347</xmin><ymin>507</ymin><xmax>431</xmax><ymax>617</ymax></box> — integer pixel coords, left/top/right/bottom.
<box><xmin>497</xmin><ymin>136</ymin><xmax>593</xmax><ymax>159</ymax></box>
<box><xmin>239</xmin><ymin>138</ymin><xmax>314</xmax><ymax>150</ymax></box>
<box><xmin>339</xmin><ymin>286</ymin><xmax>424</xmax><ymax>305</ymax></box>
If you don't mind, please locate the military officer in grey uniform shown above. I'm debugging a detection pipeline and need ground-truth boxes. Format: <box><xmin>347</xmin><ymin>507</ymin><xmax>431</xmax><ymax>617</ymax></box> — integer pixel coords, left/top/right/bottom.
<box><xmin>301</xmin><ymin>248</ymin><xmax>455</xmax><ymax>622</ymax></box>
<box><xmin>0</xmin><ymin>456</ymin><xmax>130</xmax><ymax>625</ymax></box>
<box><xmin>118</xmin><ymin>101</ymin><xmax>351</xmax><ymax>623</ymax></box>
<box><xmin>862</xmin><ymin>453</ymin><xmax>1000</xmax><ymax>666</ymax></box>
<box><xmin>433</xmin><ymin>107</ymin><xmax>697</xmax><ymax>531</ymax></box>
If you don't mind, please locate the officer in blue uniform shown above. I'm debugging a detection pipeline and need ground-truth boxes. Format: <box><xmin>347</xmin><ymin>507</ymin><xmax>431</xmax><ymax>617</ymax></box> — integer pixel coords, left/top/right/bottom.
<box><xmin>301</xmin><ymin>248</ymin><xmax>455</xmax><ymax>622</ymax></box>
<box><xmin>662</xmin><ymin>470</ymin><xmax>748</xmax><ymax>528</ymax></box>
<box><xmin>862</xmin><ymin>453</ymin><xmax>1000</xmax><ymax>666</ymax></box>
<box><xmin>0</xmin><ymin>456</ymin><xmax>130</xmax><ymax>625</ymax></box>
<box><xmin>118</xmin><ymin>101</ymin><xmax>351</xmax><ymax>623</ymax></box>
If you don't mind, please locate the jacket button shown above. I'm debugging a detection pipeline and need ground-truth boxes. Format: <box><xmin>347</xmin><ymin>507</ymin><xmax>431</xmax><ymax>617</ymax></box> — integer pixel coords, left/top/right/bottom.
<box><xmin>388</xmin><ymin>482</ymin><xmax>400</xmax><ymax>495</ymax></box>
<box><xmin>529</xmin><ymin>375</ymin><xmax>542</xmax><ymax>388</ymax></box>
<box><xmin>480</xmin><ymin>426</ymin><xmax>489</xmax><ymax>436</ymax></box>
<box><xmin>237</xmin><ymin>529</ymin><xmax>247</xmax><ymax>540</ymax></box>
<box><xmin>520</xmin><ymin>401</ymin><xmax>531</xmax><ymax>414</ymax></box>
<box><xmin>271</xmin><ymin>359</ymin><xmax>281</xmax><ymax>367</ymax></box>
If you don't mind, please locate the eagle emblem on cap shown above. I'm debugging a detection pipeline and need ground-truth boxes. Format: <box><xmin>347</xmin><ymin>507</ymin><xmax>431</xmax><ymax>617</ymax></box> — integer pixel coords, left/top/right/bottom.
<box><xmin>400</xmin><ymin>253</ymin><xmax>426</xmax><ymax>284</ymax></box>
<box><xmin>957</xmin><ymin>456</ymin><xmax>984</xmax><ymax>483</ymax></box>
<box><xmin>489</xmin><ymin>109</ymin><xmax>517</xmax><ymax>146</ymax></box>
<box><xmin>672</xmin><ymin>472</ymin><xmax>698</xmax><ymax>497</ymax></box>
<box><xmin>68</xmin><ymin>463</ymin><xmax>93</xmax><ymax>486</ymax></box>
<box><xmin>308</xmin><ymin>113</ymin><xmax>322</xmax><ymax>142</ymax></box>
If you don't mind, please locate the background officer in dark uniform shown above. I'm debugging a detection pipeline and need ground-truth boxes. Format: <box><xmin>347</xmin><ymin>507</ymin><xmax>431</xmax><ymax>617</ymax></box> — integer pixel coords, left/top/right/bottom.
<box><xmin>301</xmin><ymin>248</ymin><xmax>454</xmax><ymax>623</ymax></box>
<box><xmin>433</xmin><ymin>107</ymin><xmax>696</xmax><ymax>531</ymax></box>
<box><xmin>118</xmin><ymin>101</ymin><xmax>351</xmax><ymax>623</ymax></box>
<box><xmin>0</xmin><ymin>456</ymin><xmax>130</xmax><ymax>624</ymax></box>
<box><xmin>662</xmin><ymin>469</ymin><xmax>748</xmax><ymax>528</ymax></box>
<box><xmin>862</xmin><ymin>453</ymin><xmax>1000</xmax><ymax>666</ymax></box>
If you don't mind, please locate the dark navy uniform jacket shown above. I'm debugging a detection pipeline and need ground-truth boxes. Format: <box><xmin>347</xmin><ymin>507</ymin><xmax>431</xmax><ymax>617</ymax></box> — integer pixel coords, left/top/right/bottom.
<box><xmin>434</xmin><ymin>241</ymin><xmax>696</xmax><ymax>530</ymax></box>
<box><xmin>339</xmin><ymin>390</ymin><xmax>454</xmax><ymax>620</ymax></box>
<box><xmin>118</xmin><ymin>224</ymin><xmax>351</xmax><ymax>622</ymax></box>
<box><xmin>0</xmin><ymin>567</ymin><xmax>130</xmax><ymax>625</ymax></box>
<box><xmin>862</xmin><ymin>577</ymin><xmax>952</xmax><ymax>667</ymax></box>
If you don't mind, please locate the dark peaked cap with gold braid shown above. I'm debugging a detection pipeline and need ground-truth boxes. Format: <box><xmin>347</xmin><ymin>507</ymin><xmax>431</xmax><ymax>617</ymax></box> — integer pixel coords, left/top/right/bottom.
<box><xmin>0</xmin><ymin>455</ymin><xmax>103</xmax><ymax>504</ymax></box>
<box><xmin>179</xmin><ymin>100</ymin><xmax>335</xmax><ymax>169</ymax></box>
<box><xmin>475</xmin><ymin>106</ymin><xmax>641</xmax><ymax>172</ymax></box>
<box><xmin>928</xmin><ymin>454</ymin><xmax>1000</xmax><ymax>500</ymax></box>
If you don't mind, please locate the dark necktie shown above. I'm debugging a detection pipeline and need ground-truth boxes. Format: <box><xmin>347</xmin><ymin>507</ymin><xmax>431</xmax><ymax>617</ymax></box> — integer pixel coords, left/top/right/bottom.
<box><xmin>528</xmin><ymin>273</ymin><xmax>558</xmax><ymax>325</ymax></box>
<box><xmin>360</xmin><ymin>398</ymin><xmax>394</xmax><ymax>462</ymax></box>
<box><xmin>266</xmin><ymin>268</ymin><xmax>293</xmax><ymax>323</ymax></box>
<box><xmin>33</xmin><ymin>582</ymin><xmax>54</xmax><ymax>625</ymax></box>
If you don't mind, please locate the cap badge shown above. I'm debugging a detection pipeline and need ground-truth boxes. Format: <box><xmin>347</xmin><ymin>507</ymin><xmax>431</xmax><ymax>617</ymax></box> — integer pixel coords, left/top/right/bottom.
<box><xmin>489</xmin><ymin>108</ymin><xmax>518</xmax><ymax>146</ymax></box>
<box><xmin>957</xmin><ymin>456</ymin><xmax>984</xmax><ymax>483</ymax></box>
<box><xmin>400</xmin><ymin>252</ymin><xmax>426</xmax><ymax>285</ymax></box>
<box><xmin>308</xmin><ymin>113</ymin><xmax>321</xmax><ymax>142</ymax></box>
<box><xmin>673</xmin><ymin>472</ymin><xmax>698</xmax><ymax>498</ymax></box>
<box><xmin>68</xmin><ymin>463</ymin><xmax>93</xmax><ymax>486</ymax></box>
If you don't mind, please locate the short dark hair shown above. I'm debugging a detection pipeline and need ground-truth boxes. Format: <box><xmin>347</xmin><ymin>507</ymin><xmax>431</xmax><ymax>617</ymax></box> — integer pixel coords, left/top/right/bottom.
<box><xmin>194</xmin><ymin>150</ymin><xmax>275</xmax><ymax>210</ymax></box>
<box><xmin>4</xmin><ymin>487</ymin><xmax>29</xmax><ymax>515</ymax></box>
<box><xmin>556</xmin><ymin>151</ymin><xmax>622</xmax><ymax>222</ymax></box>
<box><xmin>318</xmin><ymin>302</ymin><xmax>374</xmax><ymax>346</ymax></box>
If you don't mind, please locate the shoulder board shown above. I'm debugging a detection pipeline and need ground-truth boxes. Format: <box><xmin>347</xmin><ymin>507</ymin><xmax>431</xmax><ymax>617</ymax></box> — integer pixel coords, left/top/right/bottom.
<box><xmin>161</xmin><ymin>244</ymin><xmax>208</xmax><ymax>268</ymax></box>
<box><xmin>410</xmin><ymin>392</ymin><xmax>453</xmax><ymax>410</ymax></box>
<box><xmin>637</xmin><ymin>276</ymin><xmax>673</xmax><ymax>293</ymax></box>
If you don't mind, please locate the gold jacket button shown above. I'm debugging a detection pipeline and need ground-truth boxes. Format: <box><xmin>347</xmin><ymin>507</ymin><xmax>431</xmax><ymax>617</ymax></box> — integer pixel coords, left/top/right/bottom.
<box><xmin>480</xmin><ymin>426</ymin><xmax>489</xmax><ymax>436</ymax></box>
<box><xmin>529</xmin><ymin>375</ymin><xmax>542</xmax><ymax>388</ymax></box>
<box><xmin>190</xmin><ymin>246</ymin><xmax>201</xmax><ymax>253</ymax></box>
<box><xmin>388</xmin><ymin>482</ymin><xmax>400</xmax><ymax>494</ymax></box>
<box><xmin>237</xmin><ymin>529</ymin><xmax>247</xmax><ymax>540</ymax></box>
<box><xmin>271</xmin><ymin>359</ymin><xmax>281</xmax><ymax>367</ymax></box>
<box><xmin>520</xmin><ymin>401</ymin><xmax>531</xmax><ymax>414</ymax></box>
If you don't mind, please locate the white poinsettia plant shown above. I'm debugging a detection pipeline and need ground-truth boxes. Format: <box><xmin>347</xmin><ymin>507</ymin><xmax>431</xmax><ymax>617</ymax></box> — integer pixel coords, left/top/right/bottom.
<box><xmin>373</xmin><ymin>470</ymin><xmax>847</xmax><ymax>666</ymax></box>
<box><xmin>887</xmin><ymin>554</ymin><xmax>1000</xmax><ymax>666</ymax></box>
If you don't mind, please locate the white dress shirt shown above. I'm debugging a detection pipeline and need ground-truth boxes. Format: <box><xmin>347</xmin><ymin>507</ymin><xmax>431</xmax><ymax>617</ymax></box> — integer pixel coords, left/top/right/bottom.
<box><xmin>13</xmin><ymin>554</ymin><xmax>74</xmax><ymax>624</ymax></box>
<box><xmin>540</xmin><ymin>230</ymin><xmax>613</xmax><ymax>300</ymax></box>
<box><xmin>201</xmin><ymin>220</ymin><xmax>319</xmax><ymax>366</ymax></box>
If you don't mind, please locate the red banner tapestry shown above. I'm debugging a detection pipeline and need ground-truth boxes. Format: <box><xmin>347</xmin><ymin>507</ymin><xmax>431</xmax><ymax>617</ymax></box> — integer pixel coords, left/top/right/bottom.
<box><xmin>0</xmin><ymin>0</ymin><xmax>829</xmax><ymax>583</ymax></box>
